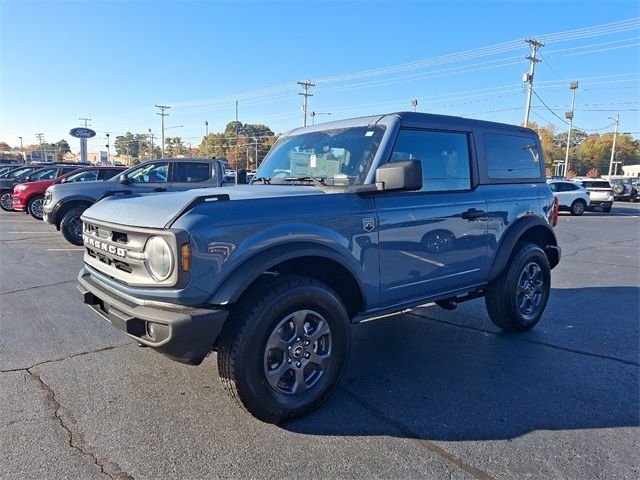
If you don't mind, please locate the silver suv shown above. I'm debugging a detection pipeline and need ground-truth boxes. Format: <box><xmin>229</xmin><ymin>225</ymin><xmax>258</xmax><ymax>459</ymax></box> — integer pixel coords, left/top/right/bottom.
<box><xmin>609</xmin><ymin>177</ymin><xmax>638</xmax><ymax>202</ymax></box>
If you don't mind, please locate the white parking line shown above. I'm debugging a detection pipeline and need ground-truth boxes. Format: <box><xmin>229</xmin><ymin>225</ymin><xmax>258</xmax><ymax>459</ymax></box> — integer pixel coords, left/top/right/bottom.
<box><xmin>4</xmin><ymin>231</ymin><xmax>52</xmax><ymax>233</ymax></box>
<box><xmin>46</xmin><ymin>248</ymin><xmax>84</xmax><ymax>251</ymax></box>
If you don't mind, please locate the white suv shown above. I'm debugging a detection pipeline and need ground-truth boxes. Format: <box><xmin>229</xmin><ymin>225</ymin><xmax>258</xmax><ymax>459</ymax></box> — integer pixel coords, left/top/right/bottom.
<box><xmin>572</xmin><ymin>178</ymin><xmax>614</xmax><ymax>212</ymax></box>
<box><xmin>547</xmin><ymin>180</ymin><xmax>590</xmax><ymax>216</ymax></box>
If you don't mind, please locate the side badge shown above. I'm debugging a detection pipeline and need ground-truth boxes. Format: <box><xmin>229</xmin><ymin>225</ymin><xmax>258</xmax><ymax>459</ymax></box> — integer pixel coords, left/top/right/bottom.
<box><xmin>362</xmin><ymin>217</ymin><xmax>375</xmax><ymax>233</ymax></box>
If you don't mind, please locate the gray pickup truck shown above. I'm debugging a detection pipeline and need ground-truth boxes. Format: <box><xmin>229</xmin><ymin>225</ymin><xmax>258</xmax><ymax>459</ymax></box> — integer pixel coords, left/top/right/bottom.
<box><xmin>43</xmin><ymin>158</ymin><xmax>225</xmax><ymax>245</ymax></box>
<box><xmin>77</xmin><ymin>112</ymin><xmax>560</xmax><ymax>423</ymax></box>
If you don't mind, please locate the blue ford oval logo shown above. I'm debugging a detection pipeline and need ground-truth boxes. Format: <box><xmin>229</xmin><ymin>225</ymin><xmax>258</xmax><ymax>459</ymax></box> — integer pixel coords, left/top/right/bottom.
<box><xmin>69</xmin><ymin>127</ymin><xmax>96</xmax><ymax>138</ymax></box>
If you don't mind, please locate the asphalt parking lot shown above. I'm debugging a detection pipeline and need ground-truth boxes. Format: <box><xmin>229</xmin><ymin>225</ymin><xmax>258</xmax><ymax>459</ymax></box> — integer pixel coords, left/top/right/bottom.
<box><xmin>1</xmin><ymin>204</ymin><xmax>638</xmax><ymax>480</ymax></box>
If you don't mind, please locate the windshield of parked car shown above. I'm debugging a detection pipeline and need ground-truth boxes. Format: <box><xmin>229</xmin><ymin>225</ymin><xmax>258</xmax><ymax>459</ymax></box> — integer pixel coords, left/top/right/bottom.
<box><xmin>4</xmin><ymin>167</ymin><xmax>35</xmax><ymax>179</ymax></box>
<box><xmin>255</xmin><ymin>126</ymin><xmax>385</xmax><ymax>185</ymax></box>
<box><xmin>65</xmin><ymin>170</ymin><xmax>99</xmax><ymax>183</ymax></box>
<box><xmin>29</xmin><ymin>168</ymin><xmax>57</xmax><ymax>181</ymax></box>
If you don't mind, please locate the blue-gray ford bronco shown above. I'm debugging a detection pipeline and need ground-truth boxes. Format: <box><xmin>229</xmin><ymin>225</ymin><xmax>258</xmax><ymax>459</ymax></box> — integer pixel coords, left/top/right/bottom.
<box><xmin>78</xmin><ymin>112</ymin><xmax>561</xmax><ymax>423</ymax></box>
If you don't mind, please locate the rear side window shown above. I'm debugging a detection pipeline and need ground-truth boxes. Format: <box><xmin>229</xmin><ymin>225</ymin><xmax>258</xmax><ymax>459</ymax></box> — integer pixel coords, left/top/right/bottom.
<box><xmin>101</xmin><ymin>169</ymin><xmax>122</xmax><ymax>180</ymax></box>
<box><xmin>173</xmin><ymin>162</ymin><xmax>211</xmax><ymax>183</ymax></box>
<box><xmin>556</xmin><ymin>182</ymin><xmax>578</xmax><ymax>192</ymax></box>
<box><xmin>484</xmin><ymin>134</ymin><xmax>541</xmax><ymax>180</ymax></box>
<box><xmin>391</xmin><ymin>129</ymin><xmax>471</xmax><ymax>192</ymax></box>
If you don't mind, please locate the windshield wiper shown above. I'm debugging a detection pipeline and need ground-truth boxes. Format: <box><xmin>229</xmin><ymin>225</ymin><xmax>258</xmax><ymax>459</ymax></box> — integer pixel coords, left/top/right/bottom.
<box><xmin>250</xmin><ymin>176</ymin><xmax>271</xmax><ymax>184</ymax></box>
<box><xmin>283</xmin><ymin>176</ymin><xmax>326</xmax><ymax>186</ymax></box>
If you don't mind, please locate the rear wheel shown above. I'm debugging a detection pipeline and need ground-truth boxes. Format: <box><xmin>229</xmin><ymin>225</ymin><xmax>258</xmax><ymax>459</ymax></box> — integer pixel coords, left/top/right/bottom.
<box><xmin>0</xmin><ymin>190</ymin><xmax>13</xmax><ymax>211</ymax></box>
<box><xmin>60</xmin><ymin>207</ymin><xmax>86</xmax><ymax>245</ymax></box>
<box><xmin>27</xmin><ymin>195</ymin><xmax>45</xmax><ymax>220</ymax></box>
<box><xmin>485</xmin><ymin>242</ymin><xmax>551</xmax><ymax>332</ymax></box>
<box><xmin>217</xmin><ymin>275</ymin><xmax>350</xmax><ymax>423</ymax></box>
<box><xmin>569</xmin><ymin>199</ymin><xmax>586</xmax><ymax>216</ymax></box>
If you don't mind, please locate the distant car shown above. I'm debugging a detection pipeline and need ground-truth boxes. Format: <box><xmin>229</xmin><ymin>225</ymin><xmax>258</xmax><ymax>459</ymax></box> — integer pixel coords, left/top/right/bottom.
<box><xmin>43</xmin><ymin>158</ymin><xmax>226</xmax><ymax>245</ymax></box>
<box><xmin>0</xmin><ymin>159</ymin><xmax>21</xmax><ymax>166</ymax></box>
<box><xmin>571</xmin><ymin>178</ymin><xmax>614</xmax><ymax>212</ymax></box>
<box><xmin>12</xmin><ymin>166</ymin><xmax>126</xmax><ymax>220</ymax></box>
<box><xmin>547</xmin><ymin>180</ymin><xmax>590</xmax><ymax>216</ymax></box>
<box><xmin>1</xmin><ymin>165</ymin><xmax>79</xmax><ymax>211</ymax></box>
<box><xmin>609</xmin><ymin>177</ymin><xmax>638</xmax><ymax>202</ymax></box>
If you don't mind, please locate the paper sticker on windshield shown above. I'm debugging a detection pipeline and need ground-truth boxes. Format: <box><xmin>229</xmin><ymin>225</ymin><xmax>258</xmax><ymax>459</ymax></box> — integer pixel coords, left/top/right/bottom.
<box><xmin>310</xmin><ymin>154</ymin><xmax>317</xmax><ymax>168</ymax></box>
<box><xmin>365</xmin><ymin>131</ymin><xmax>374</xmax><ymax>137</ymax></box>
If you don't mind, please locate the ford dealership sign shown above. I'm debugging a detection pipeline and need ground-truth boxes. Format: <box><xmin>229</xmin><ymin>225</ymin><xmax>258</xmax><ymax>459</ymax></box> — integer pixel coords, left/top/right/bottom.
<box><xmin>69</xmin><ymin>127</ymin><xmax>96</xmax><ymax>138</ymax></box>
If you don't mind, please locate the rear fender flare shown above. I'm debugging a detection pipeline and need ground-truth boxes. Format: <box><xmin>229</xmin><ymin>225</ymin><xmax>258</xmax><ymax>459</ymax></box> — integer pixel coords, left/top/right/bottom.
<box><xmin>488</xmin><ymin>216</ymin><xmax>559</xmax><ymax>281</ymax></box>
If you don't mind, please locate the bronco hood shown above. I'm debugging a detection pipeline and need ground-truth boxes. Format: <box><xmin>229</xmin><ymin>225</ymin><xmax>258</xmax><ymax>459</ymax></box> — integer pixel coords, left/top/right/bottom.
<box><xmin>82</xmin><ymin>185</ymin><xmax>323</xmax><ymax>228</ymax></box>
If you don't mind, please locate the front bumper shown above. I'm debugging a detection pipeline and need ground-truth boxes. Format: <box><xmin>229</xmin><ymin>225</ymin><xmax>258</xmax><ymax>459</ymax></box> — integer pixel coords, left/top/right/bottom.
<box><xmin>12</xmin><ymin>196</ymin><xmax>26</xmax><ymax>211</ymax></box>
<box><xmin>78</xmin><ymin>269</ymin><xmax>228</xmax><ymax>365</ymax></box>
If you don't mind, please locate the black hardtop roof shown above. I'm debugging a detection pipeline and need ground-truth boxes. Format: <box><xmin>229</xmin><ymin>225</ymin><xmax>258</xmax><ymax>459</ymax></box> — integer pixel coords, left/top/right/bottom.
<box><xmin>287</xmin><ymin>111</ymin><xmax>538</xmax><ymax>138</ymax></box>
<box><xmin>391</xmin><ymin>111</ymin><xmax>538</xmax><ymax>135</ymax></box>
<box><xmin>141</xmin><ymin>157</ymin><xmax>227</xmax><ymax>164</ymax></box>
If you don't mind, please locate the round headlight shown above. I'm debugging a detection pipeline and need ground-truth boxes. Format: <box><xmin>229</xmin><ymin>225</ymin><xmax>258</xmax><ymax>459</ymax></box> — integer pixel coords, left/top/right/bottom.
<box><xmin>144</xmin><ymin>236</ymin><xmax>173</xmax><ymax>281</ymax></box>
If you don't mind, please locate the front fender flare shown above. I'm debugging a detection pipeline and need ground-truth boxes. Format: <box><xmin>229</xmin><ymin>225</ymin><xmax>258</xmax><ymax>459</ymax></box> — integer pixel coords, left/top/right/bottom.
<box><xmin>208</xmin><ymin>242</ymin><xmax>367</xmax><ymax>308</ymax></box>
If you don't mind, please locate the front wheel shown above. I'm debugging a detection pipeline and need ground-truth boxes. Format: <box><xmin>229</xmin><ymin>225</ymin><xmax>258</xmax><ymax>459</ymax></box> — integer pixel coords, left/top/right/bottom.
<box><xmin>569</xmin><ymin>199</ymin><xmax>586</xmax><ymax>216</ymax></box>
<box><xmin>27</xmin><ymin>195</ymin><xmax>45</xmax><ymax>220</ymax></box>
<box><xmin>217</xmin><ymin>275</ymin><xmax>350</xmax><ymax>423</ymax></box>
<box><xmin>60</xmin><ymin>207</ymin><xmax>86</xmax><ymax>245</ymax></box>
<box><xmin>0</xmin><ymin>190</ymin><xmax>13</xmax><ymax>211</ymax></box>
<box><xmin>485</xmin><ymin>242</ymin><xmax>551</xmax><ymax>332</ymax></box>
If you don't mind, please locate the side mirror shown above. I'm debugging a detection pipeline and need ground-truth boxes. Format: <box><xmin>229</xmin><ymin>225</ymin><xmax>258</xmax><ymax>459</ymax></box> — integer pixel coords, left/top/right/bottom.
<box><xmin>375</xmin><ymin>160</ymin><xmax>422</xmax><ymax>191</ymax></box>
<box><xmin>24</xmin><ymin>175</ymin><xmax>32</xmax><ymax>182</ymax></box>
<box><xmin>118</xmin><ymin>174</ymin><xmax>130</xmax><ymax>185</ymax></box>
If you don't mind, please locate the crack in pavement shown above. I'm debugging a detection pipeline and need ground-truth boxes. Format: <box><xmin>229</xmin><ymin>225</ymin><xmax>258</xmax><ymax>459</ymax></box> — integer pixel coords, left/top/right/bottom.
<box><xmin>0</xmin><ymin>342</ymin><xmax>133</xmax><ymax>374</ymax></box>
<box><xmin>1</xmin><ymin>278</ymin><xmax>76</xmax><ymax>296</ymax></box>
<box><xmin>338</xmin><ymin>387</ymin><xmax>495</xmax><ymax>480</ymax></box>
<box><xmin>27</xmin><ymin>368</ymin><xmax>134</xmax><ymax>480</ymax></box>
<box><xmin>561</xmin><ymin>236</ymin><xmax>640</xmax><ymax>259</ymax></box>
<box><xmin>407</xmin><ymin>312</ymin><xmax>639</xmax><ymax>367</ymax></box>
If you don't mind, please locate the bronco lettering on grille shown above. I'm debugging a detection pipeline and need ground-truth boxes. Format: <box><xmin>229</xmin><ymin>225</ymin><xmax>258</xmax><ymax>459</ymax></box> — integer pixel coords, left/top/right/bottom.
<box><xmin>83</xmin><ymin>235</ymin><xmax>127</xmax><ymax>258</ymax></box>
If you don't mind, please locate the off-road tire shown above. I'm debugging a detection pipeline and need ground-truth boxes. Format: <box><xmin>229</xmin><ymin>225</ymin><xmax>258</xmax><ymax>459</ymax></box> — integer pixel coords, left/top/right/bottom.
<box><xmin>60</xmin><ymin>207</ymin><xmax>86</xmax><ymax>245</ymax></box>
<box><xmin>0</xmin><ymin>190</ymin><xmax>13</xmax><ymax>211</ymax></box>
<box><xmin>27</xmin><ymin>195</ymin><xmax>45</xmax><ymax>220</ymax></box>
<box><xmin>485</xmin><ymin>242</ymin><xmax>551</xmax><ymax>332</ymax></box>
<box><xmin>569</xmin><ymin>199</ymin><xmax>586</xmax><ymax>216</ymax></box>
<box><xmin>217</xmin><ymin>275</ymin><xmax>350</xmax><ymax>424</ymax></box>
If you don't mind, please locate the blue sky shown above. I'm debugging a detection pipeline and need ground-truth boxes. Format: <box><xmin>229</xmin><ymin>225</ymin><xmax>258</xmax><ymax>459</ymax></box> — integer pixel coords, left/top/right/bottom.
<box><xmin>1</xmin><ymin>0</ymin><xmax>639</xmax><ymax>153</ymax></box>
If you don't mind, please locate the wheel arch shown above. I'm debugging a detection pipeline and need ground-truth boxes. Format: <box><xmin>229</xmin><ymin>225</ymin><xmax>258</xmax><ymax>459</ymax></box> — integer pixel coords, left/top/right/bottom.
<box><xmin>209</xmin><ymin>243</ymin><xmax>367</xmax><ymax>318</ymax></box>
<box><xmin>488</xmin><ymin>216</ymin><xmax>559</xmax><ymax>281</ymax></box>
<box><xmin>54</xmin><ymin>197</ymin><xmax>95</xmax><ymax>227</ymax></box>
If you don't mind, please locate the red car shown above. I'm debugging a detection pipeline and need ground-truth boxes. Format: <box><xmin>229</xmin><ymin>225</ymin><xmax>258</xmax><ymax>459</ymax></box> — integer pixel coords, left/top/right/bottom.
<box><xmin>13</xmin><ymin>166</ymin><xmax>126</xmax><ymax>220</ymax></box>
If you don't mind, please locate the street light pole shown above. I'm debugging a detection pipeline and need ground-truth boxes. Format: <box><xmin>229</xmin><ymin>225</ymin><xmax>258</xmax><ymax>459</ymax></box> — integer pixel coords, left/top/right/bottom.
<box><xmin>105</xmin><ymin>133</ymin><xmax>111</xmax><ymax>164</ymax></box>
<box><xmin>19</xmin><ymin>136</ymin><xmax>23</xmax><ymax>163</ymax></box>
<box><xmin>607</xmin><ymin>114</ymin><xmax>620</xmax><ymax>178</ymax></box>
<box><xmin>563</xmin><ymin>81</ymin><xmax>578</xmax><ymax>177</ymax></box>
<box><xmin>205</xmin><ymin>121</ymin><xmax>209</xmax><ymax>138</ymax></box>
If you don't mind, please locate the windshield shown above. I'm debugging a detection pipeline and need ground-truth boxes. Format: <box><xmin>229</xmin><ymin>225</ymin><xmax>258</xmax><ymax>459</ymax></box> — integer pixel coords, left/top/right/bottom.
<box><xmin>256</xmin><ymin>126</ymin><xmax>385</xmax><ymax>185</ymax></box>
<box><xmin>8</xmin><ymin>167</ymin><xmax>35</xmax><ymax>179</ymax></box>
<box><xmin>30</xmin><ymin>168</ymin><xmax>57</xmax><ymax>181</ymax></box>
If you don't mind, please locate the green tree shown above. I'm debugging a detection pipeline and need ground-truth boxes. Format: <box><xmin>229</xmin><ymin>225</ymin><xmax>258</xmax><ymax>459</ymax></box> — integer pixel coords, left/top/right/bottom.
<box><xmin>165</xmin><ymin>137</ymin><xmax>186</xmax><ymax>157</ymax></box>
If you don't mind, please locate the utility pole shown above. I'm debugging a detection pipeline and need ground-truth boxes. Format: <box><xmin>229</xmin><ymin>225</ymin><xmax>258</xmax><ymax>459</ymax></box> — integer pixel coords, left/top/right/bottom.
<box><xmin>523</xmin><ymin>38</ymin><xmax>544</xmax><ymax>128</ymax></box>
<box><xmin>205</xmin><ymin>121</ymin><xmax>209</xmax><ymax>138</ymax></box>
<box><xmin>411</xmin><ymin>99</ymin><xmax>418</xmax><ymax>112</ymax></box>
<box><xmin>105</xmin><ymin>133</ymin><xmax>111</xmax><ymax>164</ymax></box>
<box><xmin>155</xmin><ymin>105</ymin><xmax>170</xmax><ymax>157</ymax></box>
<box><xmin>148</xmin><ymin>129</ymin><xmax>156</xmax><ymax>159</ymax></box>
<box><xmin>297</xmin><ymin>80</ymin><xmax>315</xmax><ymax>127</ymax></box>
<box><xmin>607</xmin><ymin>114</ymin><xmax>620</xmax><ymax>178</ymax></box>
<box><xmin>79</xmin><ymin>117</ymin><xmax>92</xmax><ymax>127</ymax></box>
<box><xmin>36</xmin><ymin>133</ymin><xmax>45</xmax><ymax>163</ymax></box>
<box><xmin>19</xmin><ymin>136</ymin><xmax>23</xmax><ymax>163</ymax></box>
<box><xmin>562</xmin><ymin>81</ymin><xmax>579</xmax><ymax>177</ymax></box>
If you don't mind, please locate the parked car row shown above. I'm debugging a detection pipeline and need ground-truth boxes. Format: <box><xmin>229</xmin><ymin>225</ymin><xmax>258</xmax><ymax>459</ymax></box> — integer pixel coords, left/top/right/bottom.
<box><xmin>546</xmin><ymin>176</ymin><xmax>637</xmax><ymax>216</ymax></box>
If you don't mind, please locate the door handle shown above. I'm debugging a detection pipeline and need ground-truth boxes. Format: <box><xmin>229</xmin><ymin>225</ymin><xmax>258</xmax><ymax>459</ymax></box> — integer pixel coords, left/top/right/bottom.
<box><xmin>153</xmin><ymin>187</ymin><xmax>167</xmax><ymax>192</ymax></box>
<box><xmin>462</xmin><ymin>208</ymin><xmax>486</xmax><ymax>220</ymax></box>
